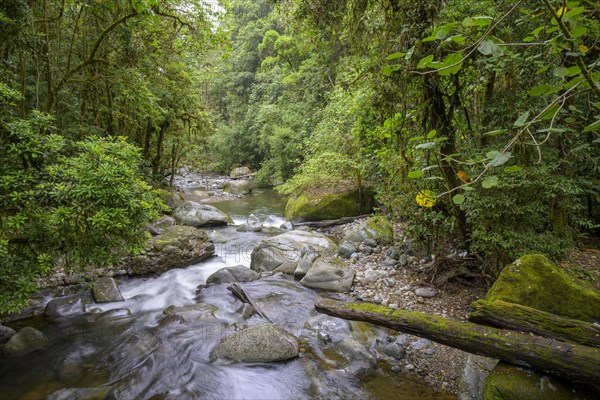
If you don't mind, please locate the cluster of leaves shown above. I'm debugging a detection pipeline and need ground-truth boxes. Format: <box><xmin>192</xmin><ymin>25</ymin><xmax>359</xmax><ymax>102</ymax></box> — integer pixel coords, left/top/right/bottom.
<box><xmin>0</xmin><ymin>0</ymin><xmax>221</xmax><ymax>312</ymax></box>
<box><xmin>0</xmin><ymin>88</ymin><xmax>164</xmax><ymax>312</ymax></box>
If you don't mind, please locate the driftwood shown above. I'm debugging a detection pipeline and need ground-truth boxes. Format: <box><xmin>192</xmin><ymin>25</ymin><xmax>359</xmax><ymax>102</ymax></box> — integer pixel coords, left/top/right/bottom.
<box><xmin>227</xmin><ymin>283</ymin><xmax>272</xmax><ymax>322</ymax></box>
<box><xmin>315</xmin><ymin>298</ymin><xmax>600</xmax><ymax>383</ymax></box>
<box><xmin>293</xmin><ymin>215</ymin><xmax>370</xmax><ymax>228</ymax></box>
<box><xmin>468</xmin><ymin>300</ymin><xmax>600</xmax><ymax>348</ymax></box>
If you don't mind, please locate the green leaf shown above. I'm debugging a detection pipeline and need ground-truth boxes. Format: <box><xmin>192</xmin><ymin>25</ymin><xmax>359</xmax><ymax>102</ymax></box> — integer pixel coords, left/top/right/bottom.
<box><xmin>528</xmin><ymin>84</ymin><xmax>556</xmax><ymax>96</ymax></box>
<box><xmin>386</xmin><ymin>52</ymin><xmax>406</xmax><ymax>61</ymax></box>
<box><xmin>514</xmin><ymin>111</ymin><xmax>530</xmax><ymax>127</ymax></box>
<box><xmin>488</xmin><ymin>152</ymin><xmax>511</xmax><ymax>167</ymax></box>
<box><xmin>415</xmin><ymin>142</ymin><xmax>437</xmax><ymax>150</ymax></box>
<box><xmin>570</xmin><ymin>26</ymin><xmax>587</xmax><ymax>38</ymax></box>
<box><xmin>482</xmin><ymin>175</ymin><xmax>499</xmax><ymax>189</ymax></box>
<box><xmin>484</xmin><ymin>129</ymin><xmax>507</xmax><ymax>136</ymax></box>
<box><xmin>504</xmin><ymin>165</ymin><xmax>522</xmax><ymax>173</ymax></box>
<box><xmin>427</xmin><ymin>129</ymin><xmax>437</xmax><ymax>139</ymax></box>
<box><xmin>417</xmin><ymin>55</ymin><xmax>434</xmax><ymax>69</ymax></box>
<box><xmin>452</xmin><ymin>194</ymin><xmax>465</xmax><ymax>205</ymax></box>
<box><xmin>583</xmin><ymin>120</ymin><xmax>600</xmax><ymax>132</ymax></box>
<box><xmin>553</xmin><ymin>67</ymin><xmax>569</xmax><ymax>78</ymax></box>
<box><xmin>566</xmin><ymin>65</ymin><xmax>581</xmax><ymax>77</ymax></box>
<box><xmin>408</xmin><ymin>170</ymin><xmax>424</xmax><ymax>179</ymax></box>
<box><xmin>382</xmin><ymin>65</ymin><xmax>393</xmax><ymax>76</ymax></box>
<box><xmin>478</xmin><ymin>39</ymin><xmax>502</xmax><ymax>57</ymax></box>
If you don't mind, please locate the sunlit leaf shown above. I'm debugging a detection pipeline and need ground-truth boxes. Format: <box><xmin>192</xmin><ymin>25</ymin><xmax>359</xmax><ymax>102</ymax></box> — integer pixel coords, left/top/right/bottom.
<box><xmin>416</xmin><ymin>190</ymin><xmax>436</xmax><ymax>208</ymax></box>
<box><xmin>457</xmin><ymin>170</ymin><xmax>471</xmax><ymax>183</ymax></box>
<box><xmin>408</xmin><ymin>170</ymin><xmax>424</xmax><ymax>178</ymax></box>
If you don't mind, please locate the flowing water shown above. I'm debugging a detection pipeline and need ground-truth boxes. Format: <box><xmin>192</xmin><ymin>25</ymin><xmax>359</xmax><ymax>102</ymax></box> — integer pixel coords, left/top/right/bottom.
<box><xmin>0</xmin><ymin>176</ymin><xmax>456</xmax><ymax>400</ymax></box>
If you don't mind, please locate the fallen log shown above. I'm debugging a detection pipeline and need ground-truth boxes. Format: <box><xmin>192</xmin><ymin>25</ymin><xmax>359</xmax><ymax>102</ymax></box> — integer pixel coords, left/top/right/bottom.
<box><xmin>315</xmin><ymin>298</ymin><xmax>600</xmax><ymax>383</ymax></box>
<box><xmin>468</xmin><ymin>300</ymin><xmax>600</xmax><ymax>348</ymax></box>
<box><xmin>293</xmin><ymin>215</ymin><xmax>370</xmax><ymax>228</ymax></box>
<box><xmin>227</xmin><ymin>283</ymin><xmax>272</xmax><ymax>322</ymax></box>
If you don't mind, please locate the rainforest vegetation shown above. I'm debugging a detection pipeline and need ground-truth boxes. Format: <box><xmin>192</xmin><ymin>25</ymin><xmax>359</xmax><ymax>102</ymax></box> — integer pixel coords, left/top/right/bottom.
<box><xmin>1</xmin><ymin>0</ymin><xmax>598</xmax><ymax>313</ymax></box>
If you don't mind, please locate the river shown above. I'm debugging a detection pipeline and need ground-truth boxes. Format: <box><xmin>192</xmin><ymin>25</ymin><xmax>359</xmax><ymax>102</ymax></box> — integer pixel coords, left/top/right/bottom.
<box><xmin>0</xmin><ymin>175</ymin><xmax>455</xmax><ymax>399</ymax></box>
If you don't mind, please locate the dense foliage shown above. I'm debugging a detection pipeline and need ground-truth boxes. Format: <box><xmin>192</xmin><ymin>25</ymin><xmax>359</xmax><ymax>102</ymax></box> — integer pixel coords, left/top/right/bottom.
<box><xmin>209</xmin><ymin>0</ymin><xmax>599</xmax><ymax>276</ymax></box>
<box><xmin>0</xmin><ymin>0</ymin><xmax>219</xmax><ymax>312</ymax></box>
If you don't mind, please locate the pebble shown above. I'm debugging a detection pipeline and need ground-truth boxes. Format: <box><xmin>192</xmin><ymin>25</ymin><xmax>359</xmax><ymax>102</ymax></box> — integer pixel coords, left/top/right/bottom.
<box><xmin>415</xmin><ymin>287</ymin><xmax>437</xmax><ymax>298</ymax></box>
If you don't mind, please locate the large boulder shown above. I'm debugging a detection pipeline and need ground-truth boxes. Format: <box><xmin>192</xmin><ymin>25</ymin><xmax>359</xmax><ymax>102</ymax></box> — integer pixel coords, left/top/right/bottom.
<box><xmin>1</xmin><ymin>327</ymin><xmax>49</xmax><ymax>356</ymax></box>
<box><xmin>285</xmin><ymin>189</ymin><xmax>375</xmax><ymax>222</ymax></box>
<box><xmin>300</xmin><ymin>257</ymin><xmax>355</xmax><ymax>292</ymax></box>
<box><xmin>173</xmin><ymin>201</ymin><xmax>231</xmax><ymax>227</ymax></box>
<box><xmin>206</xmin><ymin>266</ymin><xmax>259</xmax><ymax>285</ymax></box>
<box><xmin>147</xmin><ymin>216</ymin><xmax>175</xmax><ymax>235</ymax></box>
<box><xmin>0</xmin><ymin>323</ymin><xmax>15</xmax><ymax>345</ymax></box>
<box><xmin>161</xmin><ymin>190</ymin><xmax>185</xmax><ymax>212</ymax></box>
<box><xmin>250</xmin><ymin>230</ymin><xmax>338</xmax><ymax>274</ymax></box>
<box><xmin>124</xmin><ymin>225</ymin><xmax>215</xmax><ymax>276</ymax></box>
<box><xmin>209</xmin><ymin>323</ymin><xmax>299</xmax><ymax>362</ymax></box>
<box><xmin>91</xmin><ymin>277</ymin><xmax>124</xmax><ymax>303</ymax></box>
<box><xmin>338</xmin><ymin>216</ymin><xmax>394</xmax><ymax>259</ymax></box>
<box><xmin>486</xmin><ymin>254</ymin><xmax>600</xmax><ymax>322</ymax></box>
<box><xmin>483</xmin><ymin>362</ymin><xmax>599</xmax><ymax>400</ymax></box>
<box><xmin>45</xmin><ymin>295</ymin><xmax>86</xmax><ymax>318</ymax></box>
<box><xmin>230</xmin><ymin>166</ymin><xmax>251</xmax><ymax>178</ymax></box>
<box><xmin>224</xmin><ymin>179</ymin><xmax>254</xmax><ymax>195</ymax></box>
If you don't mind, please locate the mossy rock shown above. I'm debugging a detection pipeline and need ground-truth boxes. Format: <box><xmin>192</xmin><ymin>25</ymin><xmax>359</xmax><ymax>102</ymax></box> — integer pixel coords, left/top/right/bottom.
<box><xmin>486</xmin><ymin>254</ymin><xmax>600</xmax><ymax>322</ymax></box>
<box><xmin>365</xmin><ymin>216</ymin><xmax>394</xmax><ymax>245</ymax></box>
<box><xmin>483</xmin><ymin>362</ymin><xmax>599</xmax><ymax>400</ymax></box>
<box><xmin>285</xmin><ymin>189</ymin><xmax>375</xmax><ymax>222</ymax></box>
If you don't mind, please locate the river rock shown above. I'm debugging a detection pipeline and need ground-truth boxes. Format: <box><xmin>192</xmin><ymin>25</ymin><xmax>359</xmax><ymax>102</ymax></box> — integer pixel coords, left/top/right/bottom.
<box><xmin>338</xmin><ymin>216</ymin><xmax>393</xmax><ymax>259</ymax></box>
<box><xmin>161</xmin><ymin>190</ymin><xmax>185</xmax><ymax>212</ymax></box>
<box><xmin>45</xmin><ymin>295</ymin><xmax>86</xmax><ymax>318</ymax></box>
<box><xmin>285</xmin><ymin>188</ymin><xmax>375</xmax><ymax>222</ymax></box>
<box><xmin>206</xmin><ymin>266</ymin><xmax>259</xmax><ymax>285</ymax></box>
<box><xmin>1</xmin><ymin>327</ymin><xmax>49</xmax><ymax>356</ymax></box>
<box><xmin>224</xmin><ymin>179</ymin><xmax>254</xmax><ymax>195</ymax></box>
<box><xmin>209</xmin><ymin>323</ymin><xmax>299</xmax><ymax>362</ymax></box>
<box><xmin>458</xmin><ymin>355</ymin><xmax>499</xmax><ymax>400</ymax></box>
<box><xmin>230</xmin><ymin>166</ymin><xmax>251</xmax><ymax>178</ymax></box>
<box><xmin>486</xmin><ymin>254</ymin><xmax>600</xmax><ymax>322</ymax></box>
<box><xmin>328</xmin><ymin>338</ymin><xmax>377</xmax><ymax>376</ymax></box>
<box><xmin>163</xmin><ymin>303</ymin><xmax>219</xmax><ymax>322</ymax></box>
<box><xmin>46</xmin><ymin>387</ymin><xmax>115</xmax><ymax>400</ymax></box>
<box><xmin>0</xmin><ymin>324</ymin><xmax>15</xmax><ymax>344</ymax></box>
<box><xmin>173</xmin><ymin>201</ymin><xmax>231</xmax><ymax>227</ymax></box>
<box><xmin>237</xmin><ymin>214</ymin><xmax>262</xmax><ymax>232</ymax></box>
<box><xmin>414</xmin><ymin>287</ymin><xmax>437</xmax><ymax>298</ymax></box>
<box><xmin>250</xmin><ymin>230</ymin><xmax>338</xmax><ymax>274</ymax></box>
<box><xmin>294</xmin><ymin>246</ymin><xmax>320</xmax><ymax>280</ymax></box>
<box><xmin>147</xmin><ymin>216</ymin><xmax>176</xmax><ymax>235</ymax></box>
<box><xmin>125</xmin><ymin>225</ymin><xmax>215</xmax><ymax>276</ymax></box>
<box><xmin>483</xmin><ymin>362</ymin><xmax>599</xmax><ymax>400</ymax></box>
<box><xmin>300</xmin><ymin>258</ymin><xmax>355</xmax><ymax>292</ymax></box>
<box><xmin>91</xmin><ymin>277</ymin><xmax>124</xmax><ymax>303</ymax></box>
<box><xmin>303</xmin><ymin>313</ymin><xmax>351</xmax><ymax>343</ymax></box>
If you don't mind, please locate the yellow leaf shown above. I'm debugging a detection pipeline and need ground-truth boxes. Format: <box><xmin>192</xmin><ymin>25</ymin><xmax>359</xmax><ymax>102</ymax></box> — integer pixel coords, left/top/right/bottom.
<box><xmin>556</xmin><ymin>6</ymin><xmax>567</xmax><ymax>17</ymax></box>
<box><xmin>416</xmin><ymin>190</ymin><xmax>436</xmax><ymax>208</ymax></box>
<box><xmin>579</xmin><ymin>44</ymin><xmax>589</xmax><ymax>53</ymax></box>
<box><xmin>457</xmin><ymin>170</ymin><xmax>471</xmax><ymax>183</ymax></box>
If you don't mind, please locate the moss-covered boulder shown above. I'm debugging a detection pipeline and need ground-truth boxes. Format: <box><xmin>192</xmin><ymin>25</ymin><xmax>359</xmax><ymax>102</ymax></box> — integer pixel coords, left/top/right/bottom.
<box><xmin>486</xmin><ymin>254</ymin><xmax>600</xmax><ymax>322</ymax></box>
<box><xmin>483</xmin><ymin>362</ymin><xmax>599</xmax><ymax>400</ymax></box>
<box><xmin>285</xmin><ymin>189</ymin><xmax>375</xmax><ymax>222</ymax></box>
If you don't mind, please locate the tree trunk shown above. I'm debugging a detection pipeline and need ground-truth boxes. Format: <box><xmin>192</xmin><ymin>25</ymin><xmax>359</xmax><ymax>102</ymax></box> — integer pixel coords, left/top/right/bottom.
<box><xmin>468</xmin><ymin>300</ymin><xmax>600</xmax><ymax>348</ymax></box>
<box><xmin>315</xmin><ymin>298</ymin><xmax>600</xmax><ymax>383</ymax></box>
